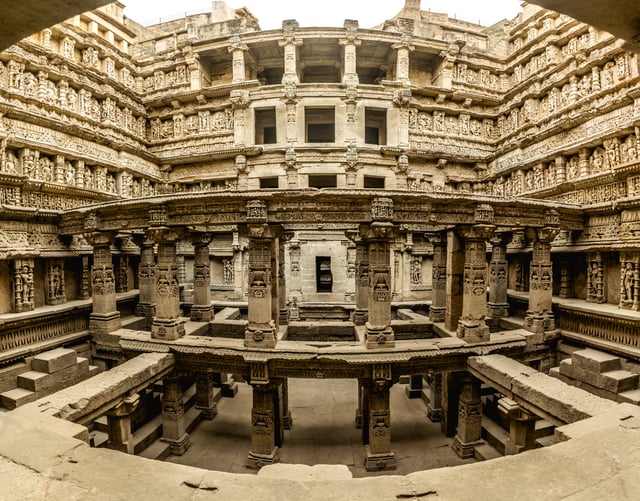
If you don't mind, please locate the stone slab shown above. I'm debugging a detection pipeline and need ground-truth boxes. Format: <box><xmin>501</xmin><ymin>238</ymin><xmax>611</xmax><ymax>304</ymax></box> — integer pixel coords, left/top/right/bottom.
<box><xmin>619</xmin><ymin>389</ymin><xmax>640</xmax><ymax>405</ymax></box>
<box><xmin>32</xmin><ymin>348</ymin><xmax>77</xmax><ymax>374</ymax></box>
<box><xmin>571</xmin><ymin>348</ymin><xmax>621</xmax><ymax>373</ymax></box>
<box><xmin>467</xmin><ymin>354</ymin><xmax>539</xmax><ymax>393</ymax></box>
<box><xmin>0</xmin><ymin>387</ymin><xmax>35</xmax><ymax>409</ymax></box>
<box><xmin>601</xmin><ymin>370</ymin><xmax>639</xmax><ymax>393</ymax></box>
<box><xmin>258</xmin><ymin>463</ymin><xmax>353</xmax><ymax>481</ymax></box>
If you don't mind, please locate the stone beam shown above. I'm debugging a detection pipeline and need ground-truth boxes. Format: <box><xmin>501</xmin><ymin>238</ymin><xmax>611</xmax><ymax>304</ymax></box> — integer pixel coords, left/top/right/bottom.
<box><xmin>19</xmin><ymin>353</ymin><xmax>175</xmax><ymax>425</ymax></box>
<box><xmin>467</xmin><ymin>354</ymin><xmax>617</xmax><ymax>426</ymax></box>
<box><xmin>0</xmin><ymin>1</ymin><xmax>112</xmax><ymax>51</ymax></box>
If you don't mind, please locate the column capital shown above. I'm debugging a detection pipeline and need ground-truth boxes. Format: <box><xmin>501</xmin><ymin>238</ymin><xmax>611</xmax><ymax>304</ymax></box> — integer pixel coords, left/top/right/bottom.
<box><xmin>188</xmin><ymin>230</ymin><xmax>213</xmax><ymax>247</ymax></box>
<box><xmin>526</xmin><ymin>226</ymin><xmax>559</xmax><ymax>244</ymax></box>
<box><xmin>146</xmin><ymin>226</ymin><xmax>185</xmax><ymax>244</ymax></box>
<box><xmin>457</xmin><ymin>223</ymin><xmax>495</xmax><ymax>242</ymax></box>
<box><xmin>490</xmin><ymin>231</ymin><xmax>512</xmax><ymax>247</ymax></box>
<box><xmin>83</xmin><ymin>230</ymin><xmax>115</xmax><ymax>247</ymax></box>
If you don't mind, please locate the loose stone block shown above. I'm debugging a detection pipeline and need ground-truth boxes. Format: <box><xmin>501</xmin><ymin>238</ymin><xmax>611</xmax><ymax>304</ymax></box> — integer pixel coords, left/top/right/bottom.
<box><xmin>31</xmin><ymin>348</ymin><xmax>77</xmax><ymax>374</ymax></box>
<box><xmin>571</xmin><ymin>349</ymin><xmax>621</xmax><ymax>374</ymax></box>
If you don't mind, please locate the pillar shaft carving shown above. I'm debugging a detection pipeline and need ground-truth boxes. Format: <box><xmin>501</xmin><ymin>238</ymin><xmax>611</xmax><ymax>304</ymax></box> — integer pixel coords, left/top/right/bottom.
<box><xmin>13</xmin><ymin>258</ymin><xmax>34</xmax><ymax>313</ymax></box>
<box><xmin>525</xmin><ymin>226</ymin><xmax>559</xmax><ymax>334</ymax></box>
<box><xmin>487</xmin><ymin>232</ymin><xmax>511</xmax><ymax>319</ymax></box>
<box><xmin>587</xmin><ymin>252</ymin><xmax>604</xmax><ymax>304</ymax></box>
<box><xmin>229</xmin><ymin>35</ymin><xmax>248</xmax><ymax>83</ymax></box>
<box><xmin>190</xmin><ymin>232</ymin><xmax>214</xmax><ymax>322</ymax></box>
<box><xmin>84</xmin><ymin>231</ymin><xmax>121</xmax><ymax>334</ymax></box>
<box><xmin>146</xmin><ymin>227</ymin><xmax>185</xmax><ymax>340</ymax></box>
<box><xmin>247</xmin><ymin>379</ymin><xmax>282</xmax><ymax>469</ymax></box>
<box><xmin>195</xmin><ymin>373</ymin><xmax>218</xmax><ymax>420</ymax></box>
<box><xmin>452</xmin><ymin>375</ymin><xmax>483</xmax><ymax>459</ymax></box>
<box><xmin>135</xmin><ymin>238</ymin><xmax>156</xmax><ymax>323</ymax></box>
<box><xmin>46</xmin><ymin>259</ymin><xmax>66</xmax><ymax>306</ymax></box>
<box><xmin>161</xmin><ymin>375</ymin><xmax>191</xmax><ymax>455</ymax></box>
<box><xmin>428</xmin><ymin>232</ymin><xmax>447</xmax><ymax>322</ymax></box>
<box><xmin>363</xmin><ymin>371</ymin><xmax>396</xmax><ymax>471</ymax></box>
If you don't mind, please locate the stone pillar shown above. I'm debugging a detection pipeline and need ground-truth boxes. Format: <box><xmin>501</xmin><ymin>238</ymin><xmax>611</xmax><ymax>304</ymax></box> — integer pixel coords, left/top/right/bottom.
<box><xmin>195</xmin><ymin>373</ymin><xmax>218</xmax><ymax>420</ymax></box>
<box><xmin>135</xmin><ymin>237</ymin><xmax>156</xmax><ymax>326</ymax></box>
<box><xmin>586</xmin><ymin>252</ymin><xmax>604</xmax><ymax>304</ymax></box>
<box><xmin>280</xmin><ymin>378</ymin><xmax>292</xmax><ymax>430</ymax></box>
<box><xmin>579</xmin><ymin>148</ymin><xmax>590</xmax><ymax>177</ymax></box>
<box><xmin>364</xmin><ymin>365</ymin><xmax>396</xmax><ymax>471</ymax></box>
<box><xmin>80</xmin><ymin>255</ymin><xmax>91</xmax><ymax>299</ymax></box>
<box><xmin>445</xmin><ymin>230</ymin><xmax>464</xmax><ymax>332</ymax></box>
<box><xmin>84</xmin><ymin>231</ymin><xmax>121</xmax><ymax>335</ymax></box>
<box><xmin>340</xmin><ymin>20</ymin><xmax>361</xmax><ymax>86</ymax></box>
<box><xmin>364</xmin><ymin>228</ymin><xmax>395</xmax><ymax>349</ymax></box>
<box><xmin>247</xmin><ymin>367</ymin><xmax>281</xmax><ymax>469</ymax></box>
<box><xmin>441</xmin><ymin>372</ymin><xmax>462</xmax><ymax>437</ymax></box>
<box><xmin>555</xmin><ymin>155</ymin><xmax>566</xmax><ymax>184</ymax></box>
<box><xmin>426</xmin><ymin>372</ymin><xmax>443</xmax><ymax>423</ymax></box>
<box><xmin>245</xmin><ymin>200</ymin><xmax>279</xmax><ymax>348</ymax></box>
<box><xmin>147</xmin><ymin>222</ymin><xmax>185</xmax><ymax>341</ymax></box>
<box><xmin>452</xmin><ymin>374</ymin><xmax>484</xmax><ymax>459</ymax></box>
<box><xmin>228</xmin><ymin>35</ymin><xmax>248</xmax><ymax>83</ymax></box>
<box><xmin>287</xmin><ymin>235</ymin><xmax>302</xmax><ymax>303</ymax></box>
<box><xmin>354</xmin><ymin>238</ymin><xmax>369</xmax><ymax>325</ymax></box>
<box><xmin>278</xmin><ymin>237</ymin><xmax>288</xmax><ymax>325</ymax></box>
<box><xmin>12</xmin><ymin>258</ymin><xmax>35</xmax><ymax>313</ymax></box>
<box><xmin>190</xmin><ymin>232</ymin><xmax>214</xmax><ymax>322</ymax></box>
<box><xmin>428</xmin><ymin>232</ymin><xmax>447</xmax><ymax>322</ymax></box>
<box><xmin>116</xmin><ymin>255</ymin><xmax>129</xmax><ymax>293</ymax></box>
<box><xmin>392</xmin><ymin>34</ymin><xmax>414</xmax><ymax>85</ymax></box>
<box><xmin>499</xmin><ymin>398</ymin><xmax>537</xmax><ymax>455</ymax></box>
<box><xmin>487</xmin><ymin>232</ymin><xmax>511</xmax><ymax>321</ymax></box>
<box><xmin>355</xmin><ymin>379</ymin><xmax>364</xmax><ymax>429</ymax></box>
<box><xmin>405</xmin><ymin>375</ymin><xmax>423</xmax><ymax>399</ymax></box>
<box><xmin>161</xmin><ymin>375</ymin><xmax>191</xmax><ymax>455</ymax></box>
<box><xmin>279</xmin><ymin>20</ymin><xmax>302</xmax><ymax>85</ymax></box>
<box><xmin>106</xmin><ymin>394</ymin><xmax>139</xmax><ymax>454</ymax></box>
<box><xmin>524</xmin><ymin>212</ymin><xmax>560</xmax><ymax>334</ymax></box>
<box><xmin>230</xmin><ymin>90</ymin><xmax>249</xmax><ymax>146</ymax></box>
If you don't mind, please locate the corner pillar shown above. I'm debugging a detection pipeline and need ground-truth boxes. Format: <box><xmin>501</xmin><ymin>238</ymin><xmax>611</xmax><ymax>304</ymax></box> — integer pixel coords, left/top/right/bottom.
<box><xmin>426</xmin><ymin>372</ymin><xmax>443</xmax><ymax>423</ymax></box>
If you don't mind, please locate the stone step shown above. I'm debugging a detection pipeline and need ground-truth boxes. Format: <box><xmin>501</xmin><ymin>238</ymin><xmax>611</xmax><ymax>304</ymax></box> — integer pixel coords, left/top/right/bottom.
<box><xmin>535</xmin><ymin>435</ymin><xmax>556</xmax><ymax>448</ymax></box>
<box><xmin>133</xmin><ymin>414</ymin><xmax>163</xmax><ymax>455</ymax></box>
<box><xmin>0</xmin><ymin>387</ymin><xmax>36</xmax><ymax>410</ymax></box>
<box><xmin>17</xmin><ymin>357</ymin><xmax>92</xmax><ymax>393</ymax></box>
<box><xmin>534</xmin><ymin>419</ymin><xmax>555</xmax><ymax>439</ymax></box>
<box><xmin>601</xmin><ymin>370</ymin><xmax>639</xmax><ymax>394</ymax></box>
<box><xmin>89</xmin><ymin>430</ymin><xmax>108</xmax><ymax>448</ymax></box>
<box><xmin>137</xmin><ymin>439</ymin><xmax>170</xmax><ymax>461</ymax></box>
<box><xmin>474</xmin><ymin>443</ymin><xmax>502</xmax><ymax>461</ymax></box>
<box><xmin>481</xmin><ymin>417</ymin><xmax>508</xmax><ymax>455</ymax></box>
<box><xmin>571</xmin><ymin>348</ymin><xmax>621</xmax><ymax>374</ymax></box>
<box><xmin>17</xmin><ymin>370</ymin><xmax>49</xmax><ymax>392</ymax></box>
<box><xmin>618</xmin><ymin>388</ymin><xmax>640</xmax><ymax>405</ymax></box>
<box><xmin>32</xmin><ymin>347</ymin><xmax>78</xmax><ymax>374</ymax></box>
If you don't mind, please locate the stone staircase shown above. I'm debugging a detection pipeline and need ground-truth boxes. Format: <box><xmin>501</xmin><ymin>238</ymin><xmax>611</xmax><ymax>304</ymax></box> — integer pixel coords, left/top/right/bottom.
<box><xmin>0</xmin><ymin>347</ymin><xmax>99</xmax><ymax>410</ymax></box>
<box><xmin>550</xmin><ymin>348</ymin><xmax>640</xmax><ymax>405</ymax></box>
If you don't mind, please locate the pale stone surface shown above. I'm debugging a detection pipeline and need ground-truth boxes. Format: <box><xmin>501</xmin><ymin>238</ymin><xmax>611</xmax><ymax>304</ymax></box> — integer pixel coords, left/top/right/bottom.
<box><xmin>31</xmin><ymin>347</ymin><xmax>77</xmax><ymax>374</ymax></box>
<box><xmin>258</xmin><ymin>463</ymin><xmax>353</xmax><ymax>480</ymax></box>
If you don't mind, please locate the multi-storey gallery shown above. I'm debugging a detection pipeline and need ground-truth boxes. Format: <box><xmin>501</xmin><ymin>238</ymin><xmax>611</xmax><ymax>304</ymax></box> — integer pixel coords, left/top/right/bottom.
<box><xmin>0</xmin><ymin>1</ymin><xmax>639</xmax><ymax>498</ymax></box>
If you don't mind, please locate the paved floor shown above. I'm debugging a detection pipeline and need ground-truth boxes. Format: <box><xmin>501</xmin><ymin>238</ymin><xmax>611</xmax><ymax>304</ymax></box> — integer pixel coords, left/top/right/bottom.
<box><xmin>167</xmin><ymin>378</ymin><xmax>476</xmax><ymax>477</ymax></box>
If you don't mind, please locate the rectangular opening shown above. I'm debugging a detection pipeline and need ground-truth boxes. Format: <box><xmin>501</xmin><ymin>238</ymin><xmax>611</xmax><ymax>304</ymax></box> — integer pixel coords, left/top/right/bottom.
<box><xmin>305</xmin><ymin>107</ymin><xmax>335</xmax><ymax>143</ymax></box>
<box><xmin>257</xmin><ymin>67</ymin><xmax>284</xmax><ymax>85</ymax></box>
<box><xmin>255</xmin><ymin>108</ymin><xmax>277</xmax><ymax>144</ymax></box>
<box><xmin>364</xmin><ymin>176</ymin><xmax>385</xmax><ymax>189</ymax></box>
<box><xmin>365</xmin><ymin>108</ymin><xmax>387</xmax><ymax>145</ymax></box>
<box><xmin>308</xmin><ymin>174</ymin><xmax>337</xmax><ymax>189</ymax></box>
<box><xmin>316</xmin><ymin>256</ymin><xmax>332</xmax><ymax>292</ymax></box>
<box><xmin>301</xmin><ymin>66</ymin><xmax>341</xmax><ymax>83</ymax></box>
<box><xmin>259</xmin><ymin>177</ymin><xmax>279</xmax><ymax>189</ymax></box>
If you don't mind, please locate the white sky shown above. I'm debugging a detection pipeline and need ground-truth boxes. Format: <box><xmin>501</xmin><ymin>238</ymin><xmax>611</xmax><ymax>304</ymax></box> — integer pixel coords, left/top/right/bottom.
<box><xmin>122</xmin><ymin>1</ymin><xmax>524</xmax><ymax>29</ymax></box>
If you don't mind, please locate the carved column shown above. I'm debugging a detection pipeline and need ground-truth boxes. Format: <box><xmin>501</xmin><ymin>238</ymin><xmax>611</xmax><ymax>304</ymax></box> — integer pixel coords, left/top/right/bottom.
<box><xmin>46</xmin><ymin>259</ymin><xmax>65</xmax><ymax>306</ymax></box>
<box><xmin>190</xmin><ymin>232</ymin><xmax>214</xmax><ymax>322</ymax></box>
<box><xmin>441</xmin><ymin>372</ymin><xmax>462</xmax><ymax>437</ymax></box>
<box><xmin>457</xmin><ymin>224</ymin><xmax>494</xmax><ymax>343</ymax></box>
<box><xmin>12</xmin><ymin>258</ymin><xmax>35</xmax><ymax>313</ymax></box>
<box><xmin>116</xmin><ymin>255</ymin><xmax>129</xmax><ymax>293</ymax></box>
<box><xmin>426</xmin><ymin>372</ymin><xmax>443</xmax><ymax>423</ymax></box>
<box><xmin>619</xmin><ymin>252</ymin><xmax>640</xmax><ymax>310</ymax></box>
<box><xmin>245</xmin><ymin>200</ymin><xmax>278</xmax><ymax>348</ymax></box>
<box><xmin>364</xmin><ymin>365</ymin><xmax>396</xmax><ymax>471</ymax></box>
<box><xmin>247</xmin><ymin>364</ymin><xmax>281</xmax><ymax>469</ymax></box>
<box><xmin>195</xmin><ymin>373</ymin><xmax>218</xmax><ymax>420</ymax></box>
<box><xmin>363</xmin><ymin>198</ymin><xmax>395</xmax><ymax>349</ymax></box>
<box><xmin>428</xmin><ymin>232</ymin><xmax>447</xmax><ymax>322</ymax></box>
<box><xmin>106</xmin><ymin>394</ymin><xmax>139</xmax><ymax>454</ymax></box>
<box><xmin>278</xmin><ymin>237</ymin><xmax>288</xmax><ymax>325</ymax></box>
<box><xmin>392</xmin><ymin>34</ymin><xmax>414</xmax><ymax>85</ymax></box>
<box><xmin>287</xmin><ymin>235</ymin><xmax>302</xmax><ymax>303</ymax></box>
<box><xmin>280</xmin><ymin>20</ymin><xmax>302</xmax><ymax>85</ymax></box>
<box><xmin>555</xmin><ymin>155</ymin><xmax>567</xmax><ymax>184</ymax></box>
<box><xmin>445</xmin><ymin>230</ymin><xmax>464</xmax><ymax>332</ymax></box>
<box><xmin>146</xmin><ymin>210</ymin><xmax>185</xmax><ymax>340</ymax></box>
<box><xmin>586</xmin><ymin>252</ymin><xmax>604</xmax><ymax>304</ymax></box>
<box><xmin>340</xmin><ymin>20</ymin><xmax>361</xmax><ymax>86</ymax></box>
<box><xmin>524</xmin><ymin>211</ymin><xmax>560</xmax><ymax>334</ymax></box>
<box><xmin>230</xmin><ymin>90</ymin><xmax>249</xmax><ymax>146</ymax></box>
<box><xmin>228</xmin><ymin>35</ymin><xmax>248</xmax><ymax>83</ymax></box>
<box><xmin>499</xmin><ymin>398</ymin><xmax>537</xmax><ymax>455</ymax></box>
<box><xmin>80</xmin><ymin>255</ymin><xmax>91</xmax><ymax>299</ymax></box>
<box><xmin>487</xmin><ymin>232</ymin><xmax>511</xmax><ymax>321</ymax></box>
<box><xmin>161</xmin><ymin>375</ymin><xmax>191</xmax><ymax>455</ymax></box>
<box><xmin>84</xmin><ymin>229</ymin><xmax>121</xmax><ymax>335</ymax></box>
<box><xmin>452</xmin><ymin>374</ymin><xmax>484</xmax><ymax>459</ymax></box>
<box><xmin>135</xmin><ymin>237</ymin><xmax>156</xmax><ymax>325</ymax></box>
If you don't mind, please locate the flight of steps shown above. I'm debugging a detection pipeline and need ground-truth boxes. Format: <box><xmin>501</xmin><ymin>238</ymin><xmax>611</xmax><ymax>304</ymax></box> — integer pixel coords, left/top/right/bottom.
<box><xmin>550</xmin><ymin>348</ymin><xmax>640</xmax><ymax>405</ymax></box>
<box><xmin>0</xmin><ymin>347</ymin><xmax>99</xmax><ymax>410</ymax></box>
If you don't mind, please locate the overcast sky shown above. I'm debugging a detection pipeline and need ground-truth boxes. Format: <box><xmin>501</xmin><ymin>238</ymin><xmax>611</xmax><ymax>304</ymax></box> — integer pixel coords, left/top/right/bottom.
<box><xmin>122</xmin><ymin>1</ymin><xmax>523</xmax><ymax>29</ymax></box>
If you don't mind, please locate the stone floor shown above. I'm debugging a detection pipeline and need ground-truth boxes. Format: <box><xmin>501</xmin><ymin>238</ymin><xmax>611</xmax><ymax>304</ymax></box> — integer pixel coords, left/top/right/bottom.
<box><xmin>167</xmin><ymin>378</ymin><xmax>476</xmax><ymax>477</ymax></box>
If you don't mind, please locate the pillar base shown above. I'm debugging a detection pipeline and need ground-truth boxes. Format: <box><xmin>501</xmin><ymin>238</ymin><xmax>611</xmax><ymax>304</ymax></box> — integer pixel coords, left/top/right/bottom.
<box><xmin>427</xmin><ymin>406</ymin><xmax>442</xmax><ymax>423</ymax></box>
<box><xmin>428</xmin><ymin>306</ymin><xmax>446</xmax><ymax>322</ymax></box>
<box><xmin>452</xmin><ymin>436</ymin><xmax>483</xmax><ymax>459</ymax></box>
<box><xmin>405</xmin><ymin>386</ymin><xmax>422</xmax><ymax>399</ymax></box>
<box><xmin>523</xmin><ymin>311</ymin><xmax>555</xmax><ymax>333</ymax></box>
<box><xmin>246</xmin><ymin>447</ymin><xmax>280</xmax><ymax>470</ymax></box>
<box><xmin>196</xmin><ymin>403</ymin><xmax>218</xmax><ymax>420</ymax></box>
<box><xmin>365</xmin><ymin>324</ymin><xmax>395</xmax><ymax>349</ymax></box>
<box><xmin>244</xmin><ymin>325</ymin><xmax>277</xmax><ymax>348</ymax></box>
<box><xmin>151</xmin><ymin>317</ymin><xmax>185</xmax><ymax>340</ymax></box>
<box><xmin>190</xmin><ymin>305</ymin><xmax>214</xmax><ymax>322</ymax></box>
<box><xmin>279</xmin><ymin>308</ymin><xmax>289</xmax><ymax>325</ymax></box>
<box><xmin>364</xmin><ymin>446</ymin><xmax>396</xmax><ymax>471</ymax></box>
<box><xmin>163</xmin><ymin>433</ymin><xmax>191</xmax><ymax>456</ymax></box>
<box><xmin>486</xmin><ymin>302</ymin><xmax>509</xmax><ymax>319</ymax></box>
<box><xmin>354</xmin><ymin>309</ymin><xmax>368</xmax><ymax>326</ymax></box>
<box><xmin>89</xmin><ymin>312</ymin><xmax>121</xmax><ymax>335</ymax></box>
<box><xmin>456</xmin><ymin>319</ymin><xmax>490</xmax><ymax>343</ymax></box>
<box><xmin>107</xmin><ymin>440</ymin><xmax>135</xmax><ymax>455</ymax></box>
